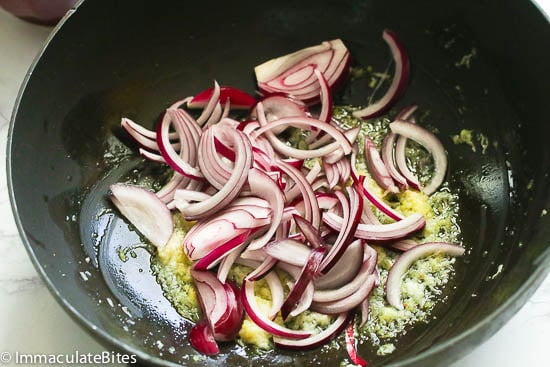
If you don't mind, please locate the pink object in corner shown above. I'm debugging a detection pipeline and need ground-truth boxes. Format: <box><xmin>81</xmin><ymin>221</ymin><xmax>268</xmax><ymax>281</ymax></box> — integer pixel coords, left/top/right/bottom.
<box><xmin>0</xmin><ymin>0</ymin><xmax>77</xmax><ymax>25</ymax></box>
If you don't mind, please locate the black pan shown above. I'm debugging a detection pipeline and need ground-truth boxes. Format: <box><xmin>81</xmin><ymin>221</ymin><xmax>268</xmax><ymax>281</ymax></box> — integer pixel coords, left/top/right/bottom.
<box><xmin>7</xmin><ymin>0</ymin><xmax>550</xmax><ymax>366</ymax></box>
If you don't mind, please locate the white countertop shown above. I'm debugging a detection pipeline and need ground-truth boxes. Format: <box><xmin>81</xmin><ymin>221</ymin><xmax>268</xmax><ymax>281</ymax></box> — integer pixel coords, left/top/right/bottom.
<box><xmin>0</xmin><ymin>5</ymin><xmax>548</xmax><ymax>367</ymax></box>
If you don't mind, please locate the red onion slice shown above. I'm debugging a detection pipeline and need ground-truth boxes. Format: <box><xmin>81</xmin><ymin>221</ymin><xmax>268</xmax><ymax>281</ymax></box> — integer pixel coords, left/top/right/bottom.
<box><xmin>390</xmin><ymin>121</ymin><xmax>447</xmax><ymax>195</ymax></box>
<box><xmin>189</xmin><ymin>320</ymin><xmax>219</xmax><ymax>355</ymax></box>
<box><xmin>381</xmin><ymin>132</ymin><xmax>408</xmax><ymax>190</ymax></box>
<box><xmin>241</xmin><ymin>280</ymin><xmax>311</xmax><ymax>339</ymax></box>
<box><xmin>139</xmin><ymin>148</ymin><xmax>167</xmax><ymax>164</ymax></box>
<box><xmin>217</xmin><ymin>242</ymin><xmax>247</xmax><ymax>283</ymax></box>
<box><xmin>293</xmin><ymin>215</ymin><xmax>323</xmax><ymax>248</ymax></box>
<box><xmin>313</xmin><ymin>255</ymin><xmax>374</xmax><ymax>303</ymax></box>
<box><xmin>264</xmin><ymin>271</ymin><xmax>285</xmax><ymax>319</ymax></box>
<box><xmin>121</xmin><ymin>117</ymin><xmax>179</xmax><ymax>141</ymax></box>
<box><xmin>245</xmin><ymin>256</ymin><xmax>278</xmax><ymax>281</ymax></box>
<box><xmin>109</xmin><ymin>183</ymin><xmax>173</xmax><ymax>248</ymax></box>
<box><xmin>354</xmin><ymin>175</ymin><xmax>404</xmax><ymax>221</ymax></box>
<box><xmin>353</xmin><ymin>30</ymin><xmax>410</xmax><ymax>119</ymax></box>
<box><xmin>345</xmin><ymin>322</ymin><xmax>368</xmax><ymax>366</ymax></box>
<box><xmin>193</xmin><ymin>230</ymin><xmax>251</xmax><ymax>271</ymax></box>
<box><xmin>191</xmin><ymin>269</ymin><xmax>229</xmax><ymax>329</ymax></box>
<box><xmin>364</xmin><ymin>136</ymin><xmax>399</xmax><ymax>193</ymax></box>
<box><xmin>273</xmin><ymin>313</ymin><xmax>351</xmax><ymax>349</ymax></box>
<box><xmin>246</xmin><ymin>168</ymin><xmax>285</xmax><ymax>250</ymax></box>
<box><xmin>280</xmin><ymin>247</ymin><xmax>327</xmax><ymax>319</ymax></box>
<box><xmin>395</xmin><ymin>133</ymin><xmax>421</xmax><ymax>191</ymax></box>
<box><xmin>255</xmin><ymin>39</ymin><xmax>350</xmax><ymax>103</ymax></box>
<box><xmin>255</xmin><ymin>103</ymin><xmax>353</xmax><ymax>159</ymax></box>
<box><xmin>213</xmin><ymin>281</ymin><xmax>244</xmax><ymax>341</ymax></box>
<box><xmin>314</xmin><ymin>69</ymin><xmax>333</xmax><ymax>123</ymax></box>
<box><xmin>310</xmin><ymin>275</ymin><xmax>376</xmax><ymax>314</ymax></box>
<box><xmin>156</xmin><ymin>110</ymin><xmax>203</xmax><ymax>180</ymax></box>
<box><xmin>386</xmin><ymin>242</ymin><xmax>465</xmax><ymax>309</ymax></box>
<box><xmin>314</xmin><ymin>239</ymin><xmax>362</xmax><ymax>290</ymax></box>
<box><xmin>320</xmin><ymin>187</ymin><xmax>362</xmax><ymax>272</ymax></box>
<box><xmin>323</xmin><ymin>211</ymin><xmax>425</xmax><ymax>241</ymax></box>
<box><xmin>250</xmin><ymin>95</ymin><xmax>307</xmax><ymax>135</ymax></box>
<box><xmin>277</xmin><ymin>160</ymin><xmax>320</xmax><ymax>229</ymax></box>
<box><xmin>196</xmin><ymin>81</ymin><xmax>221</xmax><ymax>126</ymax></box>
<box><xmin>264</xmin><ymin>239</ymin><xmax>312</xmax><ymax>267</ymax></box>
<box><xmin>180</xmin><ymin>128</ymin><xmax>252</xmax><ymax>220</ymax></box>
<box><xmin>395</xmin><ymin>104</ymin><xmax>418</xmax><ymax>121</ymax></box>
<box><xmin>189</xmin><ymin>85</ymin><xmax>256</xmax><ymax>110</ymax></box>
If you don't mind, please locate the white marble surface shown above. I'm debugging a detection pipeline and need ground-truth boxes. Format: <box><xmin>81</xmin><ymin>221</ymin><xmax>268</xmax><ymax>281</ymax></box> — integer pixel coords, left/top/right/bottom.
<box><xmin>0</xmin><ymin>4</ymin><xmax>549</xmax><ymax>367</ymax></box>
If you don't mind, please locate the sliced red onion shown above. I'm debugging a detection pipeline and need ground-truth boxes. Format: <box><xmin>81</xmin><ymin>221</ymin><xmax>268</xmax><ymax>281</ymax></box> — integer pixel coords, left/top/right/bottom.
<box><xmin>361</xmin><ymin>200</ymin><xmax>381</xmax><ymax>225</ymax></box>
<box><xmin>184</xmin><ymin>220</ymin><xmax>248</xmax><ymax>260</ymax></box>
<box><xmin>214</xmin><ymin>281</ymin><xmax>244</xmax><ymax>341</ymax></box>
<box><xmin>364</xmin><ymin>135</ymin><xmax>398</xmax><ymax>193</ymax></box>
<box><xmin>194</xmin><ymin>230</ymin><xmax>251</xmax><ymax>271</ymax></box>
<box><xmin>214</xmin><ymin>135</ymin><xmax>236</xmax><ymax>162</ymax></box>
<box><xmin>311</xmin><ymin>275</ymin><xmax>376</xmax><ymax>314</ymax></box>
<box><xmin>196</xmin><ymin>81</ymin><xmax>221</xmax><ymax>126</ymax></box>
<box><xmin>189</xmin><ymin>85</ymin><xmax>256</xmax><ymax>110</ymax></box>
<box><xmin>246</xmin><ymin>168</ymin><xmax>285</xmax><ymax>250</ymax></box>
<box><xmin>263</xmin><ymin>271</ymin><xmax>285</xmax><ymax>319</ymax></box>
<box><xmin>395</xmin><ymin>104</ymin><xmax>418</xmax><ymax>121</ymax></box>
<box><xmin>281</xmin><ymin>247</ymin><xmax>326</xmax><ymax>319</ymax></box>
<box><xmin>264</xmin><ymin>239</ymin><xmax>311</xmax><ymax>267</ymax></box>
<box><xmin>335</xmin><ymin>157</ymin><xmax>351</xmax><ymax>185</ymax></box>
<box><xmin>139</xmin><ymin>148</ymin><xmax>167</xmax><ymax>164</ymax></box>
<box><xmin>205</xmin><ymin>102</ymin><xmax>223</xmax><ymax>126</ymax></box>
<box><xmin>189</xmin><ymin>320</ymin><xmax>219</xmax><ymax>355</ymax></box>
<box><xmin>390</xmin><ymin>121</ymin><xmax>447</xmax><ymax>195</ymax></box>
<box><xmin>353</xmin><ymin>30</ymin><xmax>410</xmax><ymax>119</ymax></box>
<box><xmin>314</xmin><ymin>239</ymin><xmax>362</xmax><ymax>290</ymax></box>
<box><xmin>381</xmin><ymin>132</ymin><xmax>408</xmax><ymax>190</ymax></box>
<box><xmin>255</xmin><ymin>103</ymin><xmax>352</xmax><ymax>159</ymax></box>
<box><xmin>174</xmin><ymin>189</ymin><xmax>211</xmax><ymax>203</ymax></box>
<box><xmin>320</xmin><ymin>187</ymin><xmax>362</xmax><ymax>272</ymax></box>
<box><xmin>277</xmin><ymin>160</ymin><xmax>320</xmax><ymax>229</ymax></box>
<box><xmin>199</xmin><ymin>126</ymin><xmax>235</xmax><ymax>189</ymax></box>
<box><xmin>241</xmin><ymin>280</ymin><xmax>311</xmax><ymax>339</ymax></box>
<box><xmin>168</xmin><ymin>108</ymin><xmax>202</xmax><ymax>151</ymax></box>
<box><xmin>156</xmin><ymin>110</ymin><xmax>203</xmax><ymax>180</ymax></box>
<box><xmin>273</xmin><ymin>313</ymin><xmax>351</xmax><ymax>349</ymax></box>
<box><xmin>345</xmin><ymin>322</ymin><xmax>368</xmax><ymax>366</ymax></box>
<box><xmin>322</xmin><ymin>127</ymin><xmax>361</xmax><ymax>164</ymax></box>
<box><xmin>293</xmin><ymin>215</ymin><xmax>322</xmax><ymax>248</ymax></box>
<box><xmin>288</xmin><ymin>279</ymin><xmax>315</xmax><ymax>318</ymax></box>
<box><xmin>245</xmin><ymin>256</ymin><xmax>278</xmax><ymax>281</ymax></box>
<box><xmin>355</xmin><ymin>175</ymin><xmax>404</xmax><ymax>221</ymax></box>
<box><xmin>360</xmin><ymin>298</ymin><xmax>370</xmax><ymax>327</ymax></box>
<box><xmin>386</xmin><ymin>242</ymin><xmax>465</xmax><ymax>309</ymax></box>
<box><xmin>191</xmin><ymin>269</ymin><xmax>228</xmax><ymax>330</ymax></box>
<box><xmin>156</xmin><ymin>173</ymin><xmax>186</xmax><ymax>203</ymax></box>
<box><xmin>284</xmin><ymin>160</ymin><xmax>322</xmax><ymax>203</ymax></box>
<box><xmin>250</xmin><ymin>95</ymin><xmax>307</xmax><ymax>135</ymax></box>
<box><xmin>314</xmin><ymin>69</ymin><xmax>333</xmax><ymax>123</ymax></box>
<box><xmin>313</xmin><ymin>256</ymin><xmax>374</xmax><ymax>303</ymax></box>
<box><xmin>110</xmin><ymin>183</ymin><xmax>173</xmax><ymax>248</ymax></box>
<box><xmin>217</xmin><ymin>242</ymin><xmax>247</xmax><ymax>283</ymax></box>
<box><xmin>324</xmin><ymin>161</ymin><xmax>339</xmax><ymax>189</ymax></box>
<box><xmin>121</xmin><ymin>118</ymin><xmax>164</xmax><ymax>152</ymax></box>
<box><xmin>390</xmin><ymin>239</ymin><xmax>419</xmax><ymax>251</ymax></box>
<box><xmin>121</xmin><ymin>117</ymin><xmax>179</xmax><ymax>141</ymax></box>
<box><xmin>323</xmin><ymin>212</ymin><xmax>425</xmax><ymax>241</ymax></box>
<box><xmin>180</xmin><ymin>128</ymin><xmax>252</xmax><ymax>220</ymax></box>
<box><xmin>232</xmin><ymin>197</ymin><xmax>270</xmax><ymax>208</ymax></box>
<box><xmin>255</xmin><ymin>39</ymin><xmax>350</xmax><ymax>103</ymax></box>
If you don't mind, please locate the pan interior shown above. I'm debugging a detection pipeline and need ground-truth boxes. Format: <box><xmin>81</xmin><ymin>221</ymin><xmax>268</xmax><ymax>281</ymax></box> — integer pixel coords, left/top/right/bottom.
<box><xmin>8</xmin><ymin>0</ymin><xmax>550</xmax><ymax>366</ymax></box>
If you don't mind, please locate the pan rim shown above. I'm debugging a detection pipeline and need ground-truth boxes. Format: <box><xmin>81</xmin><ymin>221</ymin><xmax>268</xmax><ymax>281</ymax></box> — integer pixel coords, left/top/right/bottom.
<box><xmin>5</xmin><ymin>0</ymin><xmax>550</xmax><ymax>365</ymax></box>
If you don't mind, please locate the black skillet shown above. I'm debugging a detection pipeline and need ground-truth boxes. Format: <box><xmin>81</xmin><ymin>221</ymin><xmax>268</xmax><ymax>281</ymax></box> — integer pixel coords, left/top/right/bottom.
<box><xmin>7</xmin><ymin>0</ymin><xmax>550</xmax><ymax>366</ymax></box>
